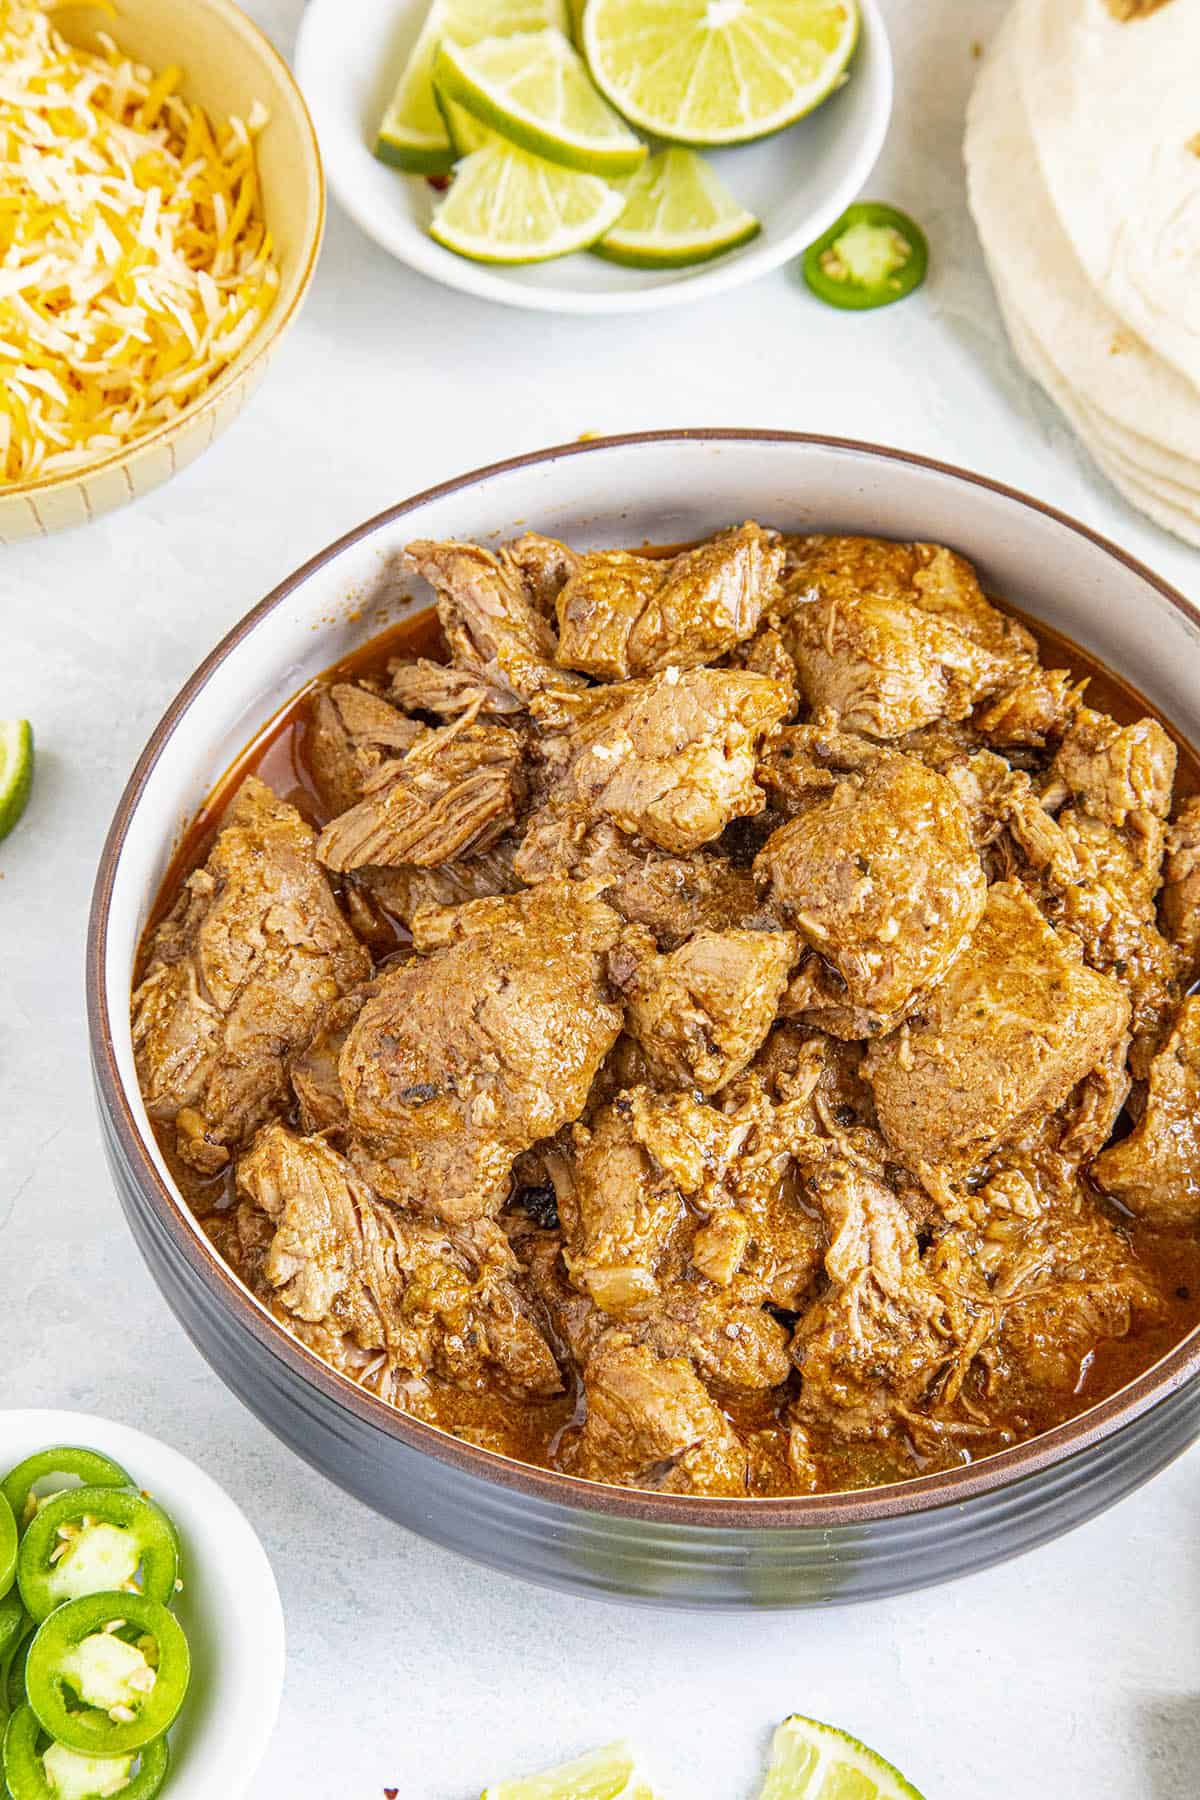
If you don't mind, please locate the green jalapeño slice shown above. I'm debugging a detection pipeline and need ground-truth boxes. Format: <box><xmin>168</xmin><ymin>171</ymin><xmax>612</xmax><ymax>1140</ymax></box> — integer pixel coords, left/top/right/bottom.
<box><xmin>0</xmin><ymin>1591</ymin><xmax>30</xmax><ymax>1728</ymax></box>
<box><xmin>2</xmin><ymin>1450</ymin><xmax>132</xmax><ymax>1538</ymax></box>
<box><xmin>3</xmin><ymin>1702</ymin><xmax>170</xmax><ymax>1800</ymax></box>
<box><xmin>18</xmin><ymin>1489</ymin><xmax>179</xmax><ymax>1624</ymax></box>
<box><xmin>25</xmin><ymin>1593</ymin><xmax>189</xmax><ymax>1758</ymax></box>
<box><xmin>5</xmin><ymin>1623</ymin><xmax>35</xmax><ymax>1716</ymax></box>
<box><xmin>0</xmin><ymin>1587</ymin><xmax>27</xmax><ymax>1669</ymax></box>
<box><xmin>803</xmin><ymin>202</ymin><xmax>928</xmax><ymax>310</ymax></box>
<box><xmin>0</xmin><ymin>1493</ymin><xmax>16</xmax><ymax>1600</ymax></box>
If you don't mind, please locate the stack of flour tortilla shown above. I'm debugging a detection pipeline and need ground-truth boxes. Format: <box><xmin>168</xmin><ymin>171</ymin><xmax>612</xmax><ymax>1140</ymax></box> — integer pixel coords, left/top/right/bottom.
<box><xmin>965</xmin><ymin>0</ymin><xmax>1200</xmax><ymax>546</ymax></box>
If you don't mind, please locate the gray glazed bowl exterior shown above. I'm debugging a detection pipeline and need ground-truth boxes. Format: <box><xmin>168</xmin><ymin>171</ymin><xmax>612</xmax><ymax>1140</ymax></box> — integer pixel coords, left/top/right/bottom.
<box><xmin>88</xmin><ymin>431</ymin><xmax>1200</xmax><ymax>1610</ymax></box>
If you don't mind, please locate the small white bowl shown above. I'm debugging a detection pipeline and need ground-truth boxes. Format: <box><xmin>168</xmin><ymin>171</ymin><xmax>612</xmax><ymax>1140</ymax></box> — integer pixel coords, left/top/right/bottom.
<box><xmin>0</xmin><ymin>1411</ymin><xmax>284</xmax><ymax>1800</ymax></box>
<box><xmin>295</xmin><ymin>0</ymin><xmax>893</xmax><ymax>314</ymax></box>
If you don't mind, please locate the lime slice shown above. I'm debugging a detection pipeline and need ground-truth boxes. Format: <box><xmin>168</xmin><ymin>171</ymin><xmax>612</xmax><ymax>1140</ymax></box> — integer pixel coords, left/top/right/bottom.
<box><xmin>0</xmin><ymin>720</ymin><xmax>33</xmax><ymax>843</ymax></box>
<box><xmin>594</xmin><ymin>147</ymin><xmax>760</xmax><ymax>267</ymax></box>
<box><xmin>434</xmin><ymin>28</ymin><xmax>647</xmax><ymax>176</ymax></box>
<box><xmin>482</xmin><ymin>1739</ymin><xmax>662</xmax><ymax>1800</ymax></box>
<box><xmin>759</xmin><ymin>1716</ymin><xmax>926</xmax><ymax>1800</ymax></box>
<box><xmin>583</xmin><ymin>0</ymin><xmax>859</xmax><ymax>146</ymax></box>
<box><xmin>375</xmin><ymin>0</ymin><xmax>569</xmax><ymax>174</ymax></box>
<box><xmin>430</xmin><ymin>138</ymin><xmax>625</xmax><ymax>261</ymax></box>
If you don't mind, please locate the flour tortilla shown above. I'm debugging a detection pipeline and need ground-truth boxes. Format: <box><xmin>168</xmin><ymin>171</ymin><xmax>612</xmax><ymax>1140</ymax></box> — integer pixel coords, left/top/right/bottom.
<box><xmin>1016</xmin><ymin>0</ymin><xmax>1200</xmax><ymax>393</ymax></box>
<box><xmin>998</xmin><ymin>269</ymin><xmax>1200</xmax><ymax>496</ymax></box>
<box><xmin>964</xmin><ymin>7</ymin><xmax>1200</xmax><ymax>469</ymax></box>
<box><xmin>1070</xmin><ymin>378</ymin><xmax>1200</xmax><ymax>496</ymax></box>
<box><xmin>994</xmin><ymin>261</ymin><xmax>1200</xmax><ymax>547</ymax></box>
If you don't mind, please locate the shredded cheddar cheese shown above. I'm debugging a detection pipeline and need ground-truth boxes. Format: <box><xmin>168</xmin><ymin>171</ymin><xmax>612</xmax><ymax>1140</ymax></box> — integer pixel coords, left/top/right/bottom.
<box><xmin>0</xmin><ymin>0</ymin><xmax>280</xmax><ymax>486</ymax></box>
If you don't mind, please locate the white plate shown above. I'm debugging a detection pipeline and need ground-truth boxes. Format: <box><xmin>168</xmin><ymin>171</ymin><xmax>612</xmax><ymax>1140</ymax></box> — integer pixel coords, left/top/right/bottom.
<box><xmin>295</xmin><ymin>0</ymin><xmax>893</xmax><ymax>314</ymax></box>
<box><xmin>0</xmin><ymin>1411</ymin><xmax>285</xmax><ymax>1800</ymax></box>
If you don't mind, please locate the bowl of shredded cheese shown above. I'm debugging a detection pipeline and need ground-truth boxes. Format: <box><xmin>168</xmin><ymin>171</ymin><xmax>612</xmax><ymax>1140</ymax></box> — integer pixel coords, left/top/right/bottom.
<box><xmin>0</xmin><ymin>0</ymin><xmax>324</xmax><ymax>543</ymax></box>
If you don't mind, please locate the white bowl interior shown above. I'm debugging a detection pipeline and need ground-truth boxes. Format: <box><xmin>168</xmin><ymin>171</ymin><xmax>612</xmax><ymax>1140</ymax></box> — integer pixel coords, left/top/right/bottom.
<box><xmin>104</xmin><ymin>433</ymin><xmax>1200</xmax><ymax>1386</ymax></box>
<box><xmin>295</xmin><ymin>0</ymin><xmax>892</xmax><ymax>313</ymax></box>
<box><xmin>0</xmin><ymin>1410</ymin><xmax>284</xmax><ymax>1800</ymax></box>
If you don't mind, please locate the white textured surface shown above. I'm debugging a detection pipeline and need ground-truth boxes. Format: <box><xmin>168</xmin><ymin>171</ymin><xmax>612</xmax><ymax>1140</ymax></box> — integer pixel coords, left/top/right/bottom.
<box><xmin>2</xmin><ymin>1</ymin><xmax>1199</xmax><ymax>1795</ymax></box>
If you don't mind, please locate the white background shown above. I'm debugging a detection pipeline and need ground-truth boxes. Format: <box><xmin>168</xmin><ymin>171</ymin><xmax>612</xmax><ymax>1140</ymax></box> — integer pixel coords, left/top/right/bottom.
<box><xmin>3</xmin><ymin>1</ymin><xmax>1199</xmax><ymax>1794</ymax></box>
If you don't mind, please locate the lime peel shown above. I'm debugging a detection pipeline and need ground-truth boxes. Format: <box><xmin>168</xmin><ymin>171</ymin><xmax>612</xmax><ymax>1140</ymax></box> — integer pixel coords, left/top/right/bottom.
<box><xmin>0</xmin><ymin>720</ymin><xmax>34</xmax><ymax>844</ymax></box>
<box><xmin>595</xmin><ymin>147</ymin><xmax>760</xmax><ymax>268</ymax></box>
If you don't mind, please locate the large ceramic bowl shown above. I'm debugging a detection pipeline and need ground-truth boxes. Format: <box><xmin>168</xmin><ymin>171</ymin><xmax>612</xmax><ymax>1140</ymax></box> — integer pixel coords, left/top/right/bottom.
<box><xmin>87</xmin><ymin>432</ymin><xmax>1200</xmax><ymax>1610</ymax></box>
<box><xmin>0</xmin><ymin>0</ymin><xmax>323</xmax><ymax>545</ymax></box>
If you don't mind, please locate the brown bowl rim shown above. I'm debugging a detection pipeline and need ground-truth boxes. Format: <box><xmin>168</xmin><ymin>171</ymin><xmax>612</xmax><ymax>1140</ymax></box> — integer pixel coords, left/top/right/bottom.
<box><xmin>87</xmin><ymin>428</ymin><xmax>1200</xmax><ymax>1529</ymax></box>
<box><xmin>5</xmin><ymin>0</ymin><xmax>325</xmax><ymax>505</ymax></box>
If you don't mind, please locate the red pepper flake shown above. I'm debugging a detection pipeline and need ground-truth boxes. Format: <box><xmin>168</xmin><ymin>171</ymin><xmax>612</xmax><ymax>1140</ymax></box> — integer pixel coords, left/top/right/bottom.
<box><xmin>426</xmin><ymin>174</ymin><xmax>452</xmax><ymax>192</ymax></box>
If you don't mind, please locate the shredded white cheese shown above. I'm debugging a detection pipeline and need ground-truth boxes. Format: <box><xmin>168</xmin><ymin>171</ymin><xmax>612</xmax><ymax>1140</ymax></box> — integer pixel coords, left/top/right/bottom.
<box><xmin>0</xmin><ymin>0</ymin><xmax>280</xmax><ymax>485</ymax></box>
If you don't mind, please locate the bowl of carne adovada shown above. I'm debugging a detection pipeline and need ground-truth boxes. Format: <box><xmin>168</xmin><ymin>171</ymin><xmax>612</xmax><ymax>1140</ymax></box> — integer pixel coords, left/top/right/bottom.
<box><xmin>88</xmin><ymin>432</ymin><xmax>1200</xmax><ymax>1609</ymax></box>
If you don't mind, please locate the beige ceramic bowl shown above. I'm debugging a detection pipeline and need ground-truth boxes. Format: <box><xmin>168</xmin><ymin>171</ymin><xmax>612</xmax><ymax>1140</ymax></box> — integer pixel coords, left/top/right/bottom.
<box><xmin>0</xmin><ymin>0</ymin><xmax>323</xmax><ymax>546</ymax></box>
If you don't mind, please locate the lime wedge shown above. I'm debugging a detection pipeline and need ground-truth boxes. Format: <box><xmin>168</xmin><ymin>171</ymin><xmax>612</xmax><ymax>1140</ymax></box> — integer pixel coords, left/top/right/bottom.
<box><xmin>437</xmin><ymin>91</ymin><xmax>497</xmax><ymax>156</ymax></box>
<box><xmin>375</xmin><ymin>0</ymin><xmax>569</xmax><ymax>174</ymax></box>
<box><xmin>759</xmin><ymin>1716</ymin><xmax>926</xmax><ymax>1800</ymax></box>
<box><xmin>595</xmin><ymin>147</ymin><xmax>760</xmax><ymax>267</ymax></box>
<box><xmin>482</xmin><ymin>1739</ymin><xmax>662</xmax><ymax>1799</ymax></box>
<box><xmin>0</xmin><ymin>720</ymin><xmax>33</xmax><ymax>843</ymax></box>
<box><xmin>583</xmin><ymin>0</ymin><xmax>859</xmax><ymax>146</ymax></box>
<box><xmin>430</xmin><ymin>138</ymin><xmax>624</xmax><ymax>261</ymax></box>
<box><xmin>434</xmin><ymin>28</ymin><xmax>647</xmax><ymax>176</ymax></box>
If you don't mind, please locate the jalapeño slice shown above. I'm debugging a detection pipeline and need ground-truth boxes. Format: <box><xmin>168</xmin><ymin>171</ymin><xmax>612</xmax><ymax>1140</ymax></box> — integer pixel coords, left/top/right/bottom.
<box><xmin>0</xmin><ymin>1493</ymin><xmax>16</xmax><ymax>1600</ymax></box>
<box><xmin>3</xmin><ymin>1702</ymin><xmax>170</xmax><ymax>1800</ymax></box>
<box><xmin>25</xmin><ymin>1593</ymin><xmax>189</xmax><ymax>1758</ymax></box>
<box><xmin>5</xmin><ymin>1623</ymin><xmax>34</xmax><ymax>1716</ymax></box>
<box><xmin>803</xmin><ymin>202</ymin><xmax>928</xmax><ymax>310</ymax></box>
<box><xmin>0</xmin><ymin>1593</ymin><xmax>30</xmax><ymax>1729</ymax></box>
<box><xmin>0</xmin><ymin>1587</ymin><xmax>27</xmax><ymax>1667</ymax></box>
<box><xmin>18</xmin><ymin>1489</ymin><xmax>179</xmax><ymax>1625</ymax></box>
<box><xmin>1</xmin><ymin>1450</ymin><xmax>132</xmax><ymax>1538</ymax></box>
